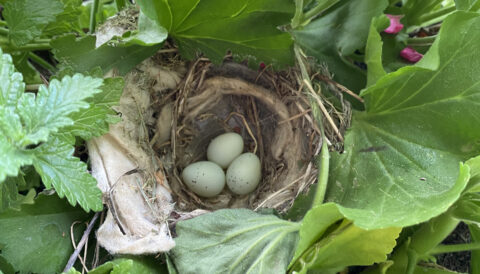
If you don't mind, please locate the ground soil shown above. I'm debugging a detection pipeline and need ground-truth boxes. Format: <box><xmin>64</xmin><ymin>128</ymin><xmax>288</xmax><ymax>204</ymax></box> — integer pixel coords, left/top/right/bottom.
<box><xmin>436</xmin><ymin>222</ymin><xmax>471</xmax><ymax>273</ymax></box>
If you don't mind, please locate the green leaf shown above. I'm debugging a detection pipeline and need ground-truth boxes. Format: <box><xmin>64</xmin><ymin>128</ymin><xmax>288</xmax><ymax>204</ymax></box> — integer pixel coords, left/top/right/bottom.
<box><xmin>136</xmin><ymin>0</ymin><xmax>172</xmax><ymax>32</ymax></box>
<box><xmin>10</xmin><ymin>52</ymin><xmax>42</xmax><ymax>85</ymax></box>
<box><xmin>43</xmin><ymin>0</ymin><xmax>83</xmax><ymax>36</ymax></box>
<box><xmin>139</xmin><ymin>0</ymin><xmax>295</xmax><ymax>68</ymax></box>
<box><xmin>52</xmin><ymin>34</ymin><xmax>162</xmax><ymax>75</ymax></box>
<box><xmin>401</xmin><ymin>0</ymin><xmax>448</xmax><ymax>28</ymax></box>
<box><xmin>64</xmin><ymin>77</ymin><xmax>123</xmax><ymax>140</ymax></box>
<box><xmin>88</xmin><ymin>257</ymin><xmax>167</xmax><ymax>274</ymax></box>
<box><xmin>456</xmin><ymin>0</ymin><xmax>480</xmax><ymax>11</ymax></box>
<box><xmin>293</xmin><ymin>0</ymin><xmax>388</xmax><ymax>92</ymax></box>
<box><xmin>0</xmin><ymin>51</ymin><xmax>24</xmax><ymax>108</ymax></box>
<box><xmin>0</xmin><ymin>134</ymin><xmax>33</xmax><ymax>182</ymax></box>
<box><xmin>0</xmin><ymin>194</ymin><xmax>90</xmax><ymax>273</ymax></box>
<box><xmin>33</xmin><ymin>138</ymin><xmax>103</xmax><ymax>212</ymax></box>
<box><xmin>326</xmin><ymin>12</ymin><xmax>480</xmax><ymax>229</ymax></box>
<box><xmin>3</xmin><ymin>0</ymin><xmax>63</xmax><ymax>46</ymax></box>
<box><xmin>0</xmin><ymin>177</ymin><xmax>18</xmax><ymax>213</ymax></box>
<box><xmin>172</xmin><ymin>209</ymin><xmax>299</xmax><ymax>274</ymax></box>
<box><xmin>365</xmin><ymin>15</ymin><xmax>389</xmax><ymax>87</ymax></box>
<box><xmin>121</xmin><ymin>12</ymin><xmax>168</xmax><ymax>46</ymax></box>
<box><xmin>289</xmin><ymin>204</ymin><xmax>400</xmax><ymax>273</ymax></box>
<box><xmin>17</xmin><ymin>74</ymin><xmax>103</xmax><ymax>145</ymax></box>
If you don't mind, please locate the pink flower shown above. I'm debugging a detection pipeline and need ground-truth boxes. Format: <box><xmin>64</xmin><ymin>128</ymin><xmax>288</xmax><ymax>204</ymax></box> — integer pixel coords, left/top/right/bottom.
<box><xmin>400</xmin><ymin>47</ymin><xmax>423</xmax><ymax>63</ymax></box>
<box><xmin>384</xmin><ymin>14</ymin><xmax>404</xmax><ymax>34</ymax></box>
<box><xmin>259</xmin><ymin>62</ymin><xmax>266</xmax><ymax>70</ymax></box>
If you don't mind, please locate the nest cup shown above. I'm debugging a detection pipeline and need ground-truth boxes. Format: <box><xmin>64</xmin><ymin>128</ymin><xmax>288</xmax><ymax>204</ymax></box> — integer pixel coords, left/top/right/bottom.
<box><xmin>153</xmin><ymin>59</ymin><xmax>322</xmax><ymax>213</ymax></box>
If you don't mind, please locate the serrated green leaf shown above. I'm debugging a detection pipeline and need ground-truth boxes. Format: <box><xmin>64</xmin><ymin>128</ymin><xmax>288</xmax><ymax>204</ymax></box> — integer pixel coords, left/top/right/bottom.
<box><xmin>172</xmin><ymin>209</ymin><xmax>299</xmax><ymax>274</ymax></box>
<box><xmin>17</xmin><ymin>74</ymin><xmax>103</xmax><ymax>145</ymax></box>
<box><xmin>138</xmin><ymin>0</ymin><xmax>295</xmax><ymax>68</ymax></box>
<box><xmin>43</xmin><ymin>0</ymin><xmax>83</xmax><ymax>36</ymax></box>
<box><xmin>326</xmin><ymin>12</ymin><xmax>480</xmax><ymax>229</ymax></box>
<box><xmin>289</xmin><ymin>204</ymin><xmax>400</xmax><ymax>273</ymax></box>
<box><xmin>0</xmin><ymin>194</ymin><xmax>90</xmax><ymax>273</ymax></box>
<box><xmin>0</xmin><ymin>134</ymin><xmax>33</xmax><ymax>182</ymax></box>
<box><xmin>293</xmin><ymin>0</ymin><xmax>388</xmax><ymax>93</ymax></box>
<box><xmin>0</xmin><ymin>51</ymin><xmax>24</xmax><ymax>108</ymax></box>
<box><xmin>64</xmin><ymin>77</ymin><xmax>123</xmax><ymax>140</ymax></box>
<box><xmin>52</xmin><ymin>34</ymin><xmax>162</xmax><ymax>75</ymax></box>
<box><xmin>3</xmin><ymin>0</ymin><xmax>63</xmax><ymax>46</ymax></box>
<box><xmin>33</xmin><ymin>138</ymin><xmax>103</xmax><ymax>212</ymax></box>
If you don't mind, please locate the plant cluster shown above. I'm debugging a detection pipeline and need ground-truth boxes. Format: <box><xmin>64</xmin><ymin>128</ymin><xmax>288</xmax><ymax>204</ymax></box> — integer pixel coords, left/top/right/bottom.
<box><xmin>1</xmin><ymin>0</ymin><xmax>480</xmax><ymax>273</ymax></box>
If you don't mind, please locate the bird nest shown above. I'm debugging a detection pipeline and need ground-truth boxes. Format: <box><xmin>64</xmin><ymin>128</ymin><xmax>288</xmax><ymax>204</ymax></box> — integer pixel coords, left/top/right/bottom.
<box><xmin>150</xmin><ymin>57</ymin><xmax>343</xmax><ymax>214</ymax></box>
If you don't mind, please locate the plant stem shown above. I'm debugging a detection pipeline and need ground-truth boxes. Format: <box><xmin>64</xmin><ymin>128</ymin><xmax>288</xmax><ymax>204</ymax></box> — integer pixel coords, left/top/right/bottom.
<box><xmin>0</xmin><ymin>27</ymin><xmax>9</xmax><ymax>36</ymax></box>
<box><xmin>418</xmin><ymin>5</ymin><xmax>456</xmax><ymax>25</ymax></box>
<box><xmin>430</xmin><ymin>242</ymin><xmax>480</xmax><ymax>254</ymax></box>
<box><xmin>28</xmin><ymin>52</ymin><xmax>57</xmax><ymax>72</ymax></box>
<box><xmin>312</xmin><ymin>135</ymin><xmax>330</xmax><ymax>207</ymax></box>
<box><xmin>15</xmin><ymin>43</ymin><xmax>52</xmax><ymax>51</ymax></box>
<box><xmin>0</xmin><ymin>21</ymin><xmax>7</xmax><ymax>27</ymax></box>
<box><xmin>291</xmin><ymin>0</ymin><xmax>304</xmax><ymax>29</ymax></box>
<box><xmin>407</xmin><ymin>35</ymin><xmax>437</xmax><ymax>46</ymax></box>
<box><xmin>302</xmin><ymin>0</ymin><xmax>339</xmax><ymax>24</ymax></box>
<box><xmin>89</xmin><ymin>0</ymin><xmax>100</xmax><ymax>34</ymax></box>
<box><xmin>409</xmin><ymin>210</ymin><xmax>459</xmax><ymax>255</ymax></box>
<box><xmin>115</xmin><ymin>0</ymin><xmax>128</xmax><ymax>11</ymax></box>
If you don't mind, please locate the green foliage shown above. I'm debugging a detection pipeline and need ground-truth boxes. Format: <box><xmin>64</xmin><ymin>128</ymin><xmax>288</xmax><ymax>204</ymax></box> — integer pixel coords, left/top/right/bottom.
<box><xmin>293</xmin><ymin>0</ymin><xmax>388</xmax><ymax>92</ymax></box>
<box><xmin>326</xmin><ymin>12</ymin><xmax>480</xmax><ymax>229</ymax></box>
<box><xmin>52</xmin><ymin>34</ymin><xmax>162</xmax><ymax>75</ymax></box>
<box><xmin>137</xmin><ymin>0</ymin><xmax>295</xmax><ymax>68</ymax></box>
<box><xmin>0</xmin><ymin>194</ymin><xmax>90</xmax><ymax>273</ymax></box>
<box><xmin>172</xmin><ymin>209</ymin><xmax>299</xmax><ymax>274</ymax></box>
<box><xmin>121</xmin><ymin>12</ymin><xmax>168</xmax><ymax>46</ymax></box>
<box><xmin>365</xmin><ymin>15</ymin><xmax>389</xmax><ymax>87</ymax></box>
<box><xmin>80</xmin><ymin>257</ymin><xmax>168</xmax><ymax>274</ymax></box>
<box><xmin>289</xmin><ymin>204</ymin><xmax>400</xmax><ymax>273</ymax></box>
<box><xmin>43</xmin><ymin>0</ymin><xmax>83</xmax><ymax>36</ymax></box>
<box><xmin>3</xmin><ymin>0</ymin><xmax>63</xmax><ymax>46</ymax></box>
<box><xmin>0</xmin><ymin>49</ymin><xmax>122</xmax><ymax>212</ymax></box>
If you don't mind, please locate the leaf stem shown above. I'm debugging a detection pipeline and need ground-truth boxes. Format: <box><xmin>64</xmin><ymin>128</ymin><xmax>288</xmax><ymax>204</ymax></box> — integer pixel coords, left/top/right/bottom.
<box><xmin>0</xmin><ymin>21</ymin><xmax>7</xmax><ymax>27</ymax></box>
<box><xmin>418</xmin><ymin>5</ymin><xmax>456</xmax><ymax>25</ymax></box>
<box><xmin>302</xmin><ymin>0</ymin><xmax>339</xmax><ymax>25</ymax></box>
<box><xmin>312</xmin><ymin>134</ymin><xmax>330</xmax><ymax>207</ymax></box>
<box><xmin>430</xmin><ymin>242</ymin><xmax>480</xmax><ymax>255</ymax></box>
<box><xmin>115</xmin><ymin>0</ymin><xmax>128</xmax><ymax>11</ymax></box>
<box><xmin>407</xmin><ymin>35</ymin><xmax>437</xmax><ymax>46</ymax></box>
<box><xmin>291</xmin><ymin>0</ymin><xmax>304</xmax><ymax>29</ymax></box>
<box><xmin>28</xmin><ymin>52</ymin><xmax>57</xmax><ymax>72</ymax></box>
<box><xmin>0</xmin><ymin>27</ymin><xmax>9</xmax><ymax>36</ymax></box>
<box><xmin>89</xmin><ymin>0</ymin><xmax>100</xmax><ymax>34</ymax></box>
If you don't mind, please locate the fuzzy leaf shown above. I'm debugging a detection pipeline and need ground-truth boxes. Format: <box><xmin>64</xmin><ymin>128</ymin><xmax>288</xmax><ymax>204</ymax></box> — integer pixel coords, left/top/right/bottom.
<box><xmin>43</xmin><ymin>0</ymin><xmax>83</xmax><ymax>36</ymax></box>
<box><xmin>3</xmin><ymin>0</ymin><xmax>63</xmax><ymax>46</ymax></box>
<box><xmin>33</xmin><ymin>138</ymin><xmax>103</xmax><ymax>212</ymax></box>
<box><xmin>52</xmin><ymin>34</ymin><xmax>162</xmax><ymax>75</ymax></box>
<box><xmin>64</xmin><ymin>77</ymin><xmax>124</xmax><ymax>140</ymax></box>
<box><xmin>0</xmin><ymin>51</ymin><xmax>24</xmax><ymax>108</ymax></box>
<box><xmin>0</xmin><ymin>133</ymin><xmax>33</xmax><ymax>182</ymax></box>
<box><xmin>138</xmin><ymin>0</ymin><xmax>295</xmax><ymax>68</ymax></box>
<box><xmin>326</xmin><ymin>12</ymin><xmax>480</xmax><ymax>229</ymax></box>
<box><xmin>293</xmin><ymin>0</ymin><xmax>388</xmax><ymax>92</ymax></box>
<box><xmin>0</xmin><ymin>194</ymin><xmax>89</xmax><ymax>273</ymax></box>
<box><xmin>172</xmin><ymin>209</ymin><xmax>299</xmax><ymax>274</ymax></box>
<box><xmin>16</xmin><ymin>74</ymin><xmax>102</xmax><ymax>145</ymax></box>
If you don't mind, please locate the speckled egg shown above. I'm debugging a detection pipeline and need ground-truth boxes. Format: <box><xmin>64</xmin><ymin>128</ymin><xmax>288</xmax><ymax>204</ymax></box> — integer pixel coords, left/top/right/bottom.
<box><xmin>182</xmin><ymin>161</ymin><xmax>225</xmax><ymax>198</ymax></box>
<box><xmin>207</xmin><ymin>132</ymin><xmax>244</xmax><ymax>169</ymax></box>
<box><xmin>226</xmin><ymin>153</ymin><xmax>261</xmax><ymax>195</ymax></box>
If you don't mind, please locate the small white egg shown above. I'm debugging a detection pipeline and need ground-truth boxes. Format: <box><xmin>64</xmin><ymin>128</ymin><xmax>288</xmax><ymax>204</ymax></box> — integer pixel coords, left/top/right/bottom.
<box><xmin>207</xmin><ymin>132</ymin><xmax>244</xmax><ymax>169</ymax></box>
<box><xmin>226</xmin><ymin>153</ymin><xmax>261</xmax><ymax>195</ymax></box>
<box><xmin>182</xmin><ymin>161</ymin><xmax>225</xmax><ymax>198</ymax></box>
